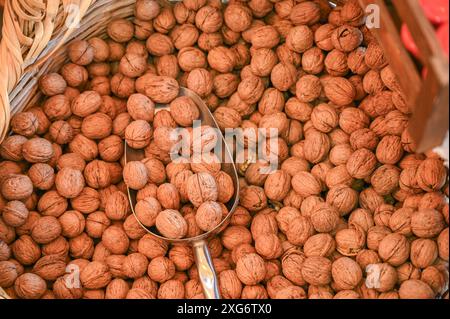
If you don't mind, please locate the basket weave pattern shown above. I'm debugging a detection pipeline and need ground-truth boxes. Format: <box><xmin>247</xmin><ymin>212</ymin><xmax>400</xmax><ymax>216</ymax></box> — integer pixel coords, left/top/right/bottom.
<box><xmin>0</xmin><ymin>0</ymin><xmax>141</xmax><ymax>142</ymax></box>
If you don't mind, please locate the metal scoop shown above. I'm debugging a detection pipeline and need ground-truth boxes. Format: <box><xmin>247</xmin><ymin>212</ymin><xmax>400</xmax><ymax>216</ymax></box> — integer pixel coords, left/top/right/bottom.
<box><xmin>124</xmin><ymin>87</ymin><xmax>239</xmax><ymax>299</ymax></box>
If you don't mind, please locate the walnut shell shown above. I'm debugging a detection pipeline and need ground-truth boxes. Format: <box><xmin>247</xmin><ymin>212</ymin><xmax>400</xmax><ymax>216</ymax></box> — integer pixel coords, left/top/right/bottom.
<box><xmin>399</xmin><ymin>279</ymin><xmax>434</xmax><ymax>299</ymax></box>
<box><xmin>14</xmin><ymin>273</ymin><xmax>47</xmax><ymax>299</ymax></box>
<box><xmin>331</xmin><ymin>257</ymin><xmax>362</xmax><ymax>290</ymax></box>
<box><xmin>207</xmin><ymin>46</ymin><xmax>237</xmax><ymax>73</ymax></box>
<box><xmin>147</xmin><ymin>256</ymin><xmax>175</xmax><ymax>283</ymax></box>
<box><xmin>286</xmin><ymin>25</ymin><xmax>313</xmax><ymax>53</ymax></box>
<box><xmin>224</xmin><ymin>4</ymin><xmax>252</xmax><ymax>32</ymax></box>
<box><xmin>378</xmin><ymin>233</ymin><xmax>410</xmax><ymax>266</ymax></box>
<box><xmin>411</xmin><ymin>209</ymin><xmax>445</xmax><ymax>239</ymax></box>
<box><xmin>55</xmin><ymin>167</ymin><xmax>85</xmax><ymax>199</ymax></box>
<box><xmin>102</xmin><ymin>225</ymin><xmax>129</xmax><ymax>254</ymax></box>
<box><xmin>31</xmin><ymin>216</ymin><xmax>62</xmax><ymax>244</ymax></box>
<box><xmin>156</xmin><ymin>209</ymin><xmax>188</xmax><ymax>239</ymax></box>
<box><xmin>144</xmin><ymin>75</ymin><xmax>179</xmax><ymax>104</ymax></box>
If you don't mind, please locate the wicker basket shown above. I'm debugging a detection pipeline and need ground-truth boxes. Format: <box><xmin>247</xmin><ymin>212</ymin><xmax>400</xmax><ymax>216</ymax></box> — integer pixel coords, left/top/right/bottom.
<box><xmin>0</xmin><ymin>0</ymin><xmax>166</xmax><ymax>143</ymax></box>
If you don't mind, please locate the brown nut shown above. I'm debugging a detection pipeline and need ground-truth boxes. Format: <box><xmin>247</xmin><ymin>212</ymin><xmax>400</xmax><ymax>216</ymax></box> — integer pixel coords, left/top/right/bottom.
<box><xmin>155</xmin><ymin>209</ymin><xmax>188</xmax><ymax>239</ymax></box>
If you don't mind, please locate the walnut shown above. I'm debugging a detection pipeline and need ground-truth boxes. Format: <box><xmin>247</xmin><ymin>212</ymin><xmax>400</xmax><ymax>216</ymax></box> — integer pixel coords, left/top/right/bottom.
<box><xmin>289</xmin><ymin>1</ymin><xmax>320</xmax><ymax>25</ymax></box>
<box><xmin>375</xmin><ymin>135</ymin><xmax>403</xmax><ymax>165</ymax></box>
<box><xmin>250</xmin><ymin>25</ymin><xmax>280</xmax><ymax>49</ymax></box>
<box><xmin>196</xmin><ymin>32</ymin><xmax>222</xmax><ymax>52</ymax></box>
<box><xmin>60</xmin><ymin>63</ymin><xmax>88</xmax><ymax>88</ymax></box>
<box><xmin>39</xmin><ymin>73</ymin><xmax>67</xmax><ymax>96</ymax></box>
<box><xmin>314</xmin><ymin>24</ymin><xmax>336</xmax><ymax>51</ymax></box>
<box><xmin>310</xmin><ymin>203</ymin><xmax>340</xmax><ymax>233</ymax></box>
<box><xmin>300</xmin><ymin>47</ymin><xmax>324</xmax><ymax>75</ymax></box>
<box><xmin>286</xmin><ymin>25</ymin><xmax>314</xmax><ymax>53</ymax></box>
<box><xmin>148</xmin><ymin>256</ymin><xmax>175</xmax><ymax>283</ymax></box>
<box><xmin>291</xmin><ymin>171</ymin><xmax>321</xmax><ymax>198</ymax></box>
<box><xmin>421</xmin><ymin>266</ymin><xmax>447</xmax><ymax>295</ymax></box>
<box><xmin>207</xmin><ymin>46</ymin><xmax>236</xmax><ymax>73</ymax></box>
<box><xmin>14</xmin><ymin>273</ymin><xmax>47</xmax><ymax>299</ymax></box>
<box><xmin>325</xmin><ymin>165</ymin><xmax>354</xmax><ymax>188</ymax></box>
<box><xmin>284</xmin><ymin>97</ymin><xmax>313</xmax><ymax>122</ymax></box>
<box><xmin>68</xmin><ymin>40</ymin><xmax>94</xmax><ymax>65</ymax></box>
<box><xmin>71</xmin><ymin>91</ymin><xmax>102</xmax><ymax>117</ymax></box>
<box><xmin>415</xmin><ymin>158</ymin><xmax>447</xmax><ymax>192</ymax></box>
<box><xmin>346</xmin><ymin>148</ymin><xmax>377</xmax><ymax>179</ymax></box>
<box><xmin>330</xmin><ymin>257</ymin><xmax>362</xmax><ymax>291</ymax></box>
<box><xmin>125</xmin><ymin>120</ymin><xmax>153</xmax><ymax>150</ymax></box>
<box><xmin>234</xmin><ymin>253</ymin><xmax>266</xmax><ymax>285</ymax></box>
<box><xmin>224</xmin><ymin>4</ymin><xmax>252</xmax><ymax>32</ymax></box>
<box><xmin>309</xmin><ymin>104</ymin><xmax>338</xmax><ymax>134</ymax></box>
<box><xmin>0</xmin><ymin>260</ymin><xmax>19</xmax><ymax>288</ymax></box>
<box><xmin>21</xmin><ymin>137</ymin><xmax>54</xmax><ymax>164</ymax></box>
<box><xmin>178</xmin><ymin>47</ymin><xmax>207</xmax><ymax>71</ymax></box>
<box><xmin>302</xmin><ymin>130</ymin><xmax>330</xmax><ymax>164</ymax></box>
<box><xmin>31</xmin><ymin>254</ymin><xmax>66</xmax><ymax>281</ymax></box>
<box><xmin>79</xmin><ymin>261</ymin><xmax>112</xmax><ymax>289</ymax></box>
<box><xmin>11</xmin><ymin>235</ymin><xmax>40</xmax><ymax>265</ymax></box>
<box><xmin>57</xmin><ymin>210</ymin><xmax>85</xmax><ymax>238</ymax></box>
<box><xmin>326</xmin><ymin>184</ymin><xmax>358</xmax><ymax>217</ymax></box>
<box><xmin>19</xmin><ymin>215</ymin><xmax>54</xmax><ymax>246</ymax></box>
<box><xmin>156</xmin><ymin>279</ymin><xmax>184</xmax><ymax>299</ymax></box>
<box><xmin>0</xmin><ymin>240</ymin><xmax>11</xmax><ymax>261</ymax></box>
<box><xmin>325</xmin><ymin>49</ymin><xmax>349</xmax><ymax>76</ymax></box>
<box><xmin>378</xmin><ymin>233</ymin><xmax>410</xmax><ymax>266</ymax></box>
<box><xmin>102</xmin><ymin>225</ymin><xmax>129</xmax><ymax>254</ymax></box>
<box><xmin>170</xmin><ymin>24</ymin><xmax>198</xmax><ymax>50</ymax></box>
<box><xmin>54</xmin><ymin>167</ymin><xmax>85</xmax><ymax>199</ymax></box>
<box><xmin>146</xmin><ymin>33</ymin><xmax>174</xmax><ymax>56</ymax></box>
<box><xmin>2</xmin><ymin>200</ymin><xmax>29</xmax><ymax>227</ymax></box>
<box><xmin>110</xmin><ymin>73</ymin><xmax>136</xmax><ymax>98</ymax></box>
<box><xmin>254</xmin><ymin>233</ymin><xmax>282</xmax><ymax>260</ymax></box>
<box><xmin>218</xmin><ymin>269</ymin><xmax>242</xmax><ymax>299</ymax></box>
<box><xmin>286</xmin><ymin>216</ymin><xmax>314</xmax><ymax>246</ymax></box>
<box><xmin>331</xmin><ymin>25</ymin><xmax>363</xmax><ymax>52</ymax></box>
<box><xmin>221</xmin><ymin>225</ymin><xmax>252</xmax><ymax>250</ymax></box>
<box><xmin>399</xmin><ymin>279</ymin><xmax>434</xmax><ymax>299</ymax></box>
<box><xmin>193</xmin><ymin>5</ymin><xmax>222</xmax><ymax>33</ymax></box>
<box><xmin>323</xmin><ymin>77</ymin><xmax>356</xmax><ymax>106</ymax></box>
<box><xmin>411</xmin><ymin>209</ymin><xmax>445</xmax><ymax>239</ymax></box>
<box><xmin>152</xmin><ymin>6</ymin><xmax>176</xmax><ymax>33</ymax></box>
<box><xmin>104</xmin><ymin>278</ymin><xmax>129</xmax><ymax>299</ymax></box>
<box><xmin>365</xmin><ymin>42</ymin><xmax>388</xmax><ymax>70</ymax></box>
<box><xmin>43</xmin><ymin>95</ymin><xmax>72</xmax><ymax>121</ymax></box>
<box><xmin>238</xmin><ymin>185</ymin><xmax>267</xmax><ymax>212</ymax></box>
<box><xmin>335</xmin><ymin>227</ymin><xmax>365</xmax><ymax>256</ymax></box>
<box><xmin>410</xmin><ymin>239</ymin><xmax>438</xmax><ymax>269</ymax></box>
<box><xmin>347</xmin><ymin>47</ymin><xmax>369</xmax><ymax>75</ymax></box>
<box><xmin>144</xmin><ymin>75</ymin><xmax>179</xmax><ymax>104</ymax></box>
<box><xmin>156</xmin><ymin>183</ymin><xmax>181</xmax><ymax>210</ymax></box>
<box><xmin>155</xmin><ymin>209</ymin><xmax>188</xmax><ymax>239</ymax></box>
<box><xmin>186</xmin><ymin>68</ymin><xmax>213</xmax><ymax>98</ymax></box>
<box><xmin>275</xmin><ymin>45</ymin><xmax>300</xmax><ymax>70</ymax></box>
<box><xmin>301</xmin><ymin>256</ymin><xmax>332</xmax><ymax>286</ymax></box>
<box><xmin>194</xmin><ymin>201</ymin><xmax>222</xmax><ymax>232</ymax></box>
<box><xmin>295</xmin><ymin>75</ymin><xmax>322</xmax><ymax>103</ymax></box>
<box><xmin>104</xmin><ymin>191</ymin><xmax>129</xmax><ymax>221</ymax></box>
<box><xmin>167</xmin><ymin>244</ymin><xmax>193</xmax><ymax>272</ymax></box>
<box><xmin>437</xmin><ymin>228</ymin><xmax>449</xmax><ymax>261</ymax></box>
<box><xmin>107</xmin><ymin>19</ymin><xmax>134</xmax><ymax>43</ymax></box>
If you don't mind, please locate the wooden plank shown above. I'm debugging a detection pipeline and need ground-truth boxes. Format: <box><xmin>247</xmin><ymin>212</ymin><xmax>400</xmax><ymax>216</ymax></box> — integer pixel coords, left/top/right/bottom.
<box><xmin>358</xmin><ymin>0</ymin><xmax>422</xmax><ymax>107</ymax></box>
<box><xmin>392</xmin><ymin>0</ymin><xmax>447</xmax><ymax>64</ymax></box>
<box><xmin>391</xmin><ymin>0</ymin><xmax>449</xmax><ymax>151</ymax></box>
<box><xmin>411</xmin><ymin>57</ymin><xmax>449</xmax><ymax>152</ymax></box>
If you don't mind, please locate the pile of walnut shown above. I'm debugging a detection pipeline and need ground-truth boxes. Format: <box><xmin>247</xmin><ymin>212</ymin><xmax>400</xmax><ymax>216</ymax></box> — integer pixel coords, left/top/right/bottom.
<box><xmin>0</xmin><ymin>0</ymin><xmax>449</xmax><ymax>299</ymax></box>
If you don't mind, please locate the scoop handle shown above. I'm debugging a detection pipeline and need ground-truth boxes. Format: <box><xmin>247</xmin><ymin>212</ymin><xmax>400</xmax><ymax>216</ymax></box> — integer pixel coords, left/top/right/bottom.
<box><xmin>192</xmin><ymin>240</ymin><xmax>221</xmax><ymax>299</ymax></box>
